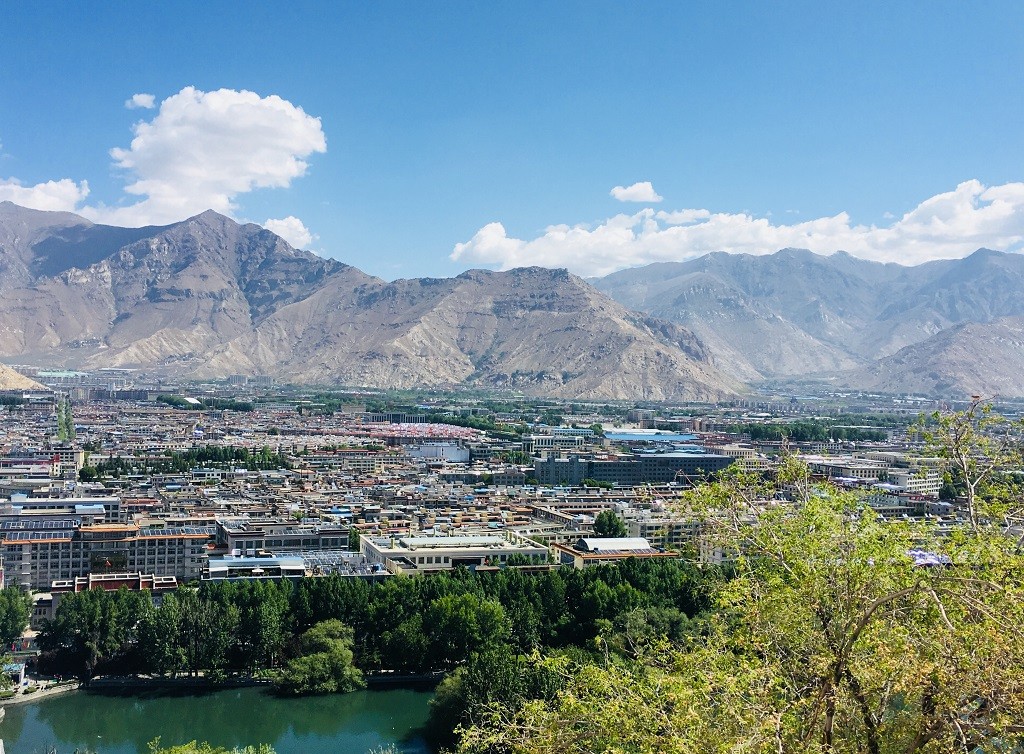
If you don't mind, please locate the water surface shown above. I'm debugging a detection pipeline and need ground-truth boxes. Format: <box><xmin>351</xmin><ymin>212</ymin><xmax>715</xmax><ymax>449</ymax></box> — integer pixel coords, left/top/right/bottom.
<box><xmin>1</xmin><ymin>686</ymin><xmax>434</xmax><ymax>754</ymax></box>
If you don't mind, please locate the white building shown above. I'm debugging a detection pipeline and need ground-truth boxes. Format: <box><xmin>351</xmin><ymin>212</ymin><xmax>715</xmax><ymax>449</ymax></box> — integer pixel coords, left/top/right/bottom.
<box><xmin>361</xmin><ymin>533</ymin><xmax>548</xmax><ymax>574</ymax></box>
<box><xmin>404</xmin><ymin>442</ymin><xmax>471</xmax><ymax>463</ymax></box>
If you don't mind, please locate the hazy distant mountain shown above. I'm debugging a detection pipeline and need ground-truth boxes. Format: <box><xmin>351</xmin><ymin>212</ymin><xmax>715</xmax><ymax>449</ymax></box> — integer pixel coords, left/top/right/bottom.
<box><xmin>0</xmin><ymin>202</ymin><xmax>738</xmax><ymax>401</ymax></box>
<box><xmin>593</xmin><ymin>247</ymin><xmax>1024</xmax><ymax>396</ymax></box>
<box><xmin>843</xmin><ymin>316</ymin><xmax>1024</xmax><ymax>398</ymax></box>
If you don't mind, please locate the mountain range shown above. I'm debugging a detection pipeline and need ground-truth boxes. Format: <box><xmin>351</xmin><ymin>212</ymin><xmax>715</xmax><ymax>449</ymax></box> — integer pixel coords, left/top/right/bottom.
<box><xmin>592</xmin><ymin>248</ymin><xmax>1024</xmax><ymax>397</ymax></box>
<box><xmin>3</xmin><ymin>200</ymin><xmax>1022</xmax><ymax>400</ymax></box>
<box><xmin>0</xmin><ymin>202</ymin><xmax>737</xmax><ymax>401</ymax></box>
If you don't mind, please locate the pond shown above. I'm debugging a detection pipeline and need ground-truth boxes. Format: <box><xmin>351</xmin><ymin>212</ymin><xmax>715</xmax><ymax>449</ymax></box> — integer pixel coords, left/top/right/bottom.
<box><xmin>1</xmin><ymin>686</ymin><xmax>435</xmax><ymax>754</ymax></box>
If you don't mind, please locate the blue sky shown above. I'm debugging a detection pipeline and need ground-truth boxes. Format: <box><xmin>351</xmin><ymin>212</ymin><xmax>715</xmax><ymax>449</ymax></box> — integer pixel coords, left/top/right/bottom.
<box><xmin>1</xmin><ymin>2</ymin><xmax>1023</xmax><ymax>278</ymax></box>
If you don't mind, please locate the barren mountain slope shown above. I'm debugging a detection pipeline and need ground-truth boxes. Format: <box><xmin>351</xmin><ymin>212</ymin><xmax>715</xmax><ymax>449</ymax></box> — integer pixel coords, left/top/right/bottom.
<box><xmin>839</xmin><ymin>316</ymin><xmax>1024</xmax><ymax>398</ymax></box>
<box><xmin>0</xmin><ymin>203</ymin><xmax>738</xmax><ymax>400</ymax></box>
<box><xmin>594</xmin><ymin>248</ymin><xmax>1024</xmax><ymax>385</ymax></box>
<box><xmin>202</xmin><ymin>266</ymin><xmax>741</xmax><ymax>400</ymax></box>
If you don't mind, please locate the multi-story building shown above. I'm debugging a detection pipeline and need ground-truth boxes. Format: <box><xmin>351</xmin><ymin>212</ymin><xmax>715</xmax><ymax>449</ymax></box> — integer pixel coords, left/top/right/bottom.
<box><xmin>805</xmin><ymin>456</ymin><xmax>889</xmax><ymax>481</ymax></box>
<box><xmin>887</xmin><ymin>468</ymin><xmax>942</xmax><ymax>497</ymax></box>
<box><xmin>533</xmin><ymin>452</ymin><xmax>733</xmax><ymax>487</ymax></box>
<box><xmin>361</xmin><ymin>532</ymin><xmax>548</xmax><ymax>575</ymax></box>
<box><xmin>626</xmin><ymin>514</ymin><xmax>703</xmax><ymax>553</ymax></box>
<box><xmin>216</xmin><ymin>519</ymin><xmax>350</xmax><ymax>555</ymax></box>
<box><xmin>0</xmin><ymin>519</ymin><xmax>214</xmax><ymax>590</ymax></box>
<box><xmin>522</xmin><ymin>434</ymin><xmax>585</xmax><ymax>454</ymax></box>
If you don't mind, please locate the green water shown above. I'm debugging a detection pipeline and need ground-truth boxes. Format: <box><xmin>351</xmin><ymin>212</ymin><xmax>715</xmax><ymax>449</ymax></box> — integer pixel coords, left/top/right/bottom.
<box><xmin>0</xmin><ymin>686</ymin><xmax>435</xmax><ymax>754</ymax></box>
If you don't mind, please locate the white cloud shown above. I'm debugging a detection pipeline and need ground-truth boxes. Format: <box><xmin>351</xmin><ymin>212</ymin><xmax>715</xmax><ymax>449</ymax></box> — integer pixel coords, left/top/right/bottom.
<box><xmin>2</xmin><ymin>87</ymin><xmax>326</xmax><ymax>228</ymax></box>
<box><xmin>82</xmin><ymin>86</ymin><xmax>327</xmax><ymax>226</ymax></box>
<box><xmin>655</xmin><ymin>208</ymin><xmax>710</xmax><ymax>225</ymax></box>
<box><xmin>610</xmin><ymin>181</ymin><xmax>663</xmax><ymax>203</ymax></box>
<box><xmin>263</xmin><ymin>216</ymin><xmax>315</xmax><ymax>249</ymax></box>
<box><xmin>0</xmin><ymin>177</ymin><xmax>89</xmax><ymax>212</ymax></box>
<box><xmin>125</xmin><ymin>93</ymin><xmax>156</xmax><ymax>110</ymax></box>
<box><xmin>452</xmin><ymin>180</ymin><xmax>1024</xmax><ymax>277</ymax></box>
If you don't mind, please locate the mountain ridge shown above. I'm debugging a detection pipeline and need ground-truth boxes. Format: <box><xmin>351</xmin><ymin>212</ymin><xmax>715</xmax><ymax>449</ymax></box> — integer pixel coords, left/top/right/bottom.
<box><xmin>9</xmin><ymin>201</ymin><xmax>1021</xmax><ymax>399</ymax></box>
<box><xmin>593</xmin><ymin>247</ymin><xmax>1024</xmax><ymax>396</ymax></box>
<box><xmin>0</xmin><ymin>204</ymin><xmax>739</xmax><ymax>401</ymax></box>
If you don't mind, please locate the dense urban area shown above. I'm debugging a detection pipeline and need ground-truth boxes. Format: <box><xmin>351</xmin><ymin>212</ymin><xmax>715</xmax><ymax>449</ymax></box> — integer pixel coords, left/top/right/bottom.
<box><xmin>0</xmin><ymin>367</ymin><xmax>1022</xmax><ymax>754</ymax></box>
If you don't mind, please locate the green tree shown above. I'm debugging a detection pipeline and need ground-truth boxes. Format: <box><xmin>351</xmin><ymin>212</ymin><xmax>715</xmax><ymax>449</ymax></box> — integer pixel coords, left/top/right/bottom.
<box><xmin>593</xmin><ymin>510</ymin><xmax>627</xmax><ymax>538</ymax></box>
<box><xmin>921</xmin><ymin>398</ymin><xmax>1024</xmax><ymax>533</ymax></box>
<box><xmin>275</xmin><ymin>619</ymin><xmax>364</xmax><ymax>695</ymax></box>
<box><xmin>141</xmin><ymin>593</ymin><xmax>185</xmax><ymax>677</ymax></box>
<box><xmin>379</xmin><ymin>614</ymin><xmax>430</xmax><ymax>672</ymax></box>
<box><xmin>425</xmin><ymin>593</ymin><xmax>509</xmax><ymax>669</ymax></box>
<box><xmin>176</xmin><ymin>588</ymin><xmax>238</xmax><ymax>676</ymax></box>
<box><xmin>427</xmin><ymin>647</ymin><xmax>568</xmax><ymax>749</ymax></box>
<box><xmin>235</xmin><ymin>586</ymin><xmax>289</xmax><ymax>672</ymax></box>
<box><xmin>0</xmin><ymin>588</ymin><xmax>31</xmax><ymax>647</ymax></box>
<box><xmin>38</xmin><ymin>588</ymin><xmax>152</xmax><ymax>679</ymax></box>
<box><xmin>457</xmin><ymin>466</ymin><xmax>1024</xmax><ymax>753</ymax></box>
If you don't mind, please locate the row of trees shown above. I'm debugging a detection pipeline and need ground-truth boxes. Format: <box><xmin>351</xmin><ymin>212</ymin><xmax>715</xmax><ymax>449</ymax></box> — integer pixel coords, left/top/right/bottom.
<box><xmin>56</xmin><ymin>396</ymin><xmax>75</xmax><ymax>441</ymax></box>
<box><xmin>91</xmin><ymin>445</ymin><xmax>292</xmax><ymax>478</ymax></box>
<box><xmin>740</xmin><ymin>420</ymin><xmax>888</xmax><ymax>442</ymax></box>
<box><xmin>424</xmin><ymin>412</ymin><xmax>526</xmax><ymax>439</ymax></box>
<box><xmin>37</xmin><ymin>558</ymin><xmax>719</xmax><ymax>686</ymax></box>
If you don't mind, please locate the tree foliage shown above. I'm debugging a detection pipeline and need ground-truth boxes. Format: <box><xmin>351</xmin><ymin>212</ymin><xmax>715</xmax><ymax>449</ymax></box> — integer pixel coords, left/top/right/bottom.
<box><xmin>593</xmin><ymin>510</ymin><xmax>627</xmax><ymax>538</ymax></box>
<box><xmin>56</xmin><ymin>396</ymin><xmax>75</xmax><ymax>440</ymax></box>
<box><xmin>274</xmin><ymin>619</ymin><xmax>364</xmax><ymax>695</ymax></box>
<box><xmin>456</xmin><ymin>454</ymin><xmax>1024</xmax><ymax>753</ymax></box>
<box><xmin>920</xmin><ymin>398</ymin><xmax>1024</xmax><ymax>533</ymax></box>
<box><xmin>95</xmin><ymin>445</ymin><xmax>291</xmax><ymax>477</ymax></box>
<box><xmin>740</xmin><ymin>420</ymin><xmax>887</xmax><ymax>443</ymax></box>
<box><xmin>38</xmin><ymin>560</ymin><xmax>717</xmax><ymax>683</ymax></box>
<box><xmin>0</xmin><ymin>587</ymin><xmax>31</xmax><ymax>647</ymax></box>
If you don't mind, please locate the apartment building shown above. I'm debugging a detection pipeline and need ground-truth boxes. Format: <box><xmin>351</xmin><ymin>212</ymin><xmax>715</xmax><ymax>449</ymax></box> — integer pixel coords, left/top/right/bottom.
<box><xmin>533</xmin><ymin>452</ymin><xmax>733</xmax><ymax>487</ymax></box>
<box><xmin>1</xmin><ymin>519</ymin><xmax>214</xmax><ymax>589</ymax></box>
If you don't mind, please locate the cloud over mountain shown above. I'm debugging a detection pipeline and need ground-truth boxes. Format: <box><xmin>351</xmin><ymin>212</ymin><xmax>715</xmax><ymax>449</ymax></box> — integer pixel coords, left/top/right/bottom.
<box><xmin>96</xmin><ymin>87</ymin><xmax>326</xmax><ymax>226</ymax></box>
<box><xmin>264</xmin><ymin>216</ymin><xmax>315</xmax><ymax>249</ymax></box>
<box><xmin>453</xmin><ymin>180</ymin><xmax>1024</xmax><ymax>276</ymax></box>
<box><xmin>0</xmin><ymin>86</ymin><xmax>325</xmax><ymax>237</ymax></box>
<box><xmin>0</xmin><ymin>178</ymin><xmax>90</xmax><ymax>212</ymax></box>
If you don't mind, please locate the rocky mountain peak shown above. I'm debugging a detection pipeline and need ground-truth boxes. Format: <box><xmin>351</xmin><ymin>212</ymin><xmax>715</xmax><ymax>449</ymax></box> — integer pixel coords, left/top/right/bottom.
<box><xmin>0</xmin><ymin>202</ymin><xmax>734</xmax><ymax>400</ymax></box>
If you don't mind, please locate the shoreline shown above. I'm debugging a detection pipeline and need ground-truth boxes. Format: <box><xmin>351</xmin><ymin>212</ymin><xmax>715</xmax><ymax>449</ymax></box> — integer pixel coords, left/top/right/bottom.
<box><xmin>0</xmin><ymin>682</ymin><xmax>82</xmax><ymax>706</ymax></box>
<box><xmin>0</xmin><ymin>671</ymin><xmax>441</xmax><ymax>706</ymax></box>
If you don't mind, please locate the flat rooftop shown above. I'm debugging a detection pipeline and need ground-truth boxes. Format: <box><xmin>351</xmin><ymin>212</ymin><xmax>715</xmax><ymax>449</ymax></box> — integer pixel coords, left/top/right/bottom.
<box><xmin>398</xmin><ymin>535</ymin><xmax>508</xmax><ymax>548</ymax></box>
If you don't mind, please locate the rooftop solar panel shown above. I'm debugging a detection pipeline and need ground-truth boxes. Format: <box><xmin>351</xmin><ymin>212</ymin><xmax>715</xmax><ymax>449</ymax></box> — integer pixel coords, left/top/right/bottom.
<box><xmin>2</xmin><ymin>530</ymin><xmax>74</xmax><ymax>542</ymax></box>
<box><xmin>0</xmin><ymin>518</ymin><xmax>80</xmax><ymax>531</ymax></box>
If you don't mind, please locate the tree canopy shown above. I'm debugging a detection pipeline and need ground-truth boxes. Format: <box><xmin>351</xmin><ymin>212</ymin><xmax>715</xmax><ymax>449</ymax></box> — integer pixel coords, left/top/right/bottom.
<box><xmin>455</xmin><ymin>444</ymin><xmax>1024</xmax><ymax>753</ymax></box>
<box><xmin>593</xmin><ymin>510</ymin><xmax>628</xmax><ymax>538</ymax></box>
<box><xmin>274</xmin><ymin>619</ymin><xmax>364</xmax><ymax>695</ymax></box>
<box><xmin>0</xmin><ymin>587</ymin><xmax>31</xmax><ymax>647</ymax></box>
